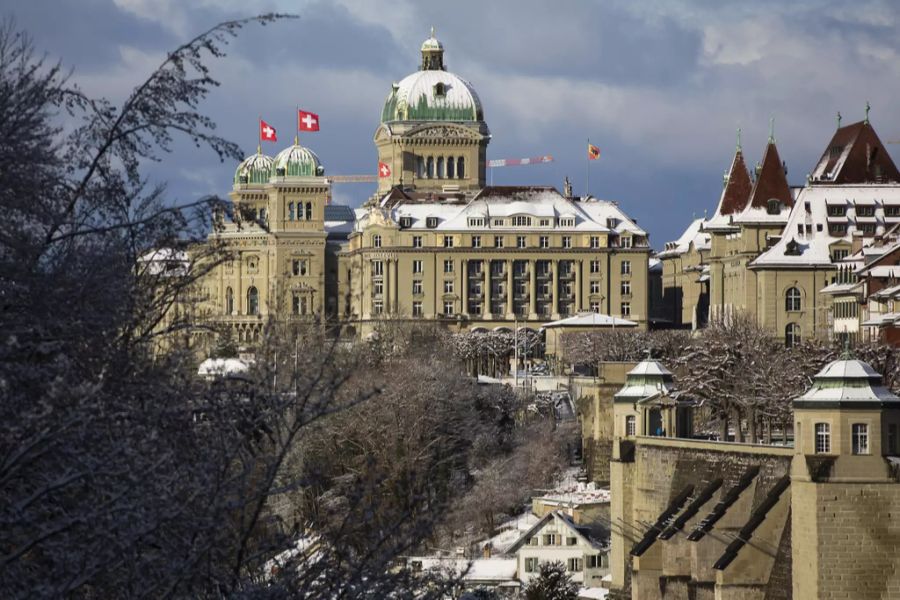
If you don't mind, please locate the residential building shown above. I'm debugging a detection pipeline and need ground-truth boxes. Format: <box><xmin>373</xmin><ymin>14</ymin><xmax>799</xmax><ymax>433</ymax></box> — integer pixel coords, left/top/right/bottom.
<box><xmin>655</xmin><ymin>218</ymin><xmax>710</xmax><ymax>328</ymax></box>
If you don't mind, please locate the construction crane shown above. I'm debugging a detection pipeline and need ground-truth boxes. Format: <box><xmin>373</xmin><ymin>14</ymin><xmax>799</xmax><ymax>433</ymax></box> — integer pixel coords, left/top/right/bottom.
<box><xmin>326</xmin><ymin>154</ymin><xmax>555</xmax><ymax>186</ymax></box>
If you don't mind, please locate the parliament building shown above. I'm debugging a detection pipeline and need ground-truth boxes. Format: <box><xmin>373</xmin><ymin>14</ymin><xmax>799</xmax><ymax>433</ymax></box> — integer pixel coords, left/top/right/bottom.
<box><xmin>200</xmin><ymin>31</ymin><xmax>651</xmax><ymax>342</ymax></box>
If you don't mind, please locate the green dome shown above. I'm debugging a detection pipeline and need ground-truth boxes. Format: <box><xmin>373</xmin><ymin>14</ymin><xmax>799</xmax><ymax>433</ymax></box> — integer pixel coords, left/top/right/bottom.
<box><xmin>273</xmin><ymin>143</ymin><xmax>324</xmax><ymax>177</ymax></box>
<box><xmin>234</xmin><ymin>151</ymin><xmax>274</xmax><ymax>184</ymax></box>
<box><xmin>381</xmin><ymin>69</ymin><xmax>483</xmax><ymax>123</ymax></box>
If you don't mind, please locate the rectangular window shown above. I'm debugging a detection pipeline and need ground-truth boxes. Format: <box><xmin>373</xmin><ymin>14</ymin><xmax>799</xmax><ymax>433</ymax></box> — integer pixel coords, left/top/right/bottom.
<box><xmin>815</xmin><ymin>423</ymin><xmax>831</xmax><ymax>454</ymax></box>
<box><xmin>372</xmin><ymin>260</ymin><xmax>384</xmax><ymax>276</ymax></box>
<box><xmin>621</xmin><ymin>281</ymin><xmax>631</xmax><ymax>296</ymax></box>
<box><xmin>621</xmin><ymin>302</ymin><xmax>631</xmax><ymax>316</ymax></box>
<box><xmin>373</xmin><ymin>281</ymin><xmax>384</xmax><ymax>296</ymax></box>
<box><xmin>412</xmin><ymin>235</ymin><xmax>423</xmax><ymax>248</ymax></box>
<box><xmin>542</xmin><ymin>534</ymin><xmax>559</xmax><ymax>546</ymax></box>
<box><xmin>590</xmin><ymin>281</ymin><xmax>601</xmax><ymax>294</ymax></box>
<box><xmin>373</xmin><ymin>300</ymin><xmax>383</xmax><ymax>315</ymax></box>
<box><xmin>517</xmin><ymin>235</ymin><xmax>527</xmax><ymax>248</ymax></box>
<box><xmin>514</xmin><ymin>261</ymin><xmax>527</xmax><ymax>276</ymax></box>
<box><xmin>566</xmin><ymin>537</ymin><xmax>577</xmax><ymax>546</ymax></box>
<box><xmin>513</xmin><ymin>215</ymin><xmax>531</xmax><ymax>226</ymax></box>
<box><xmin>471</xmin><ymin>235</ymin><xmax>481</xmax><ymax>248</ymax></box>
<box><xmin>590</xmin><ymin>302</ymin><xmax>601</xmax><ymax>313</ymax></box>
<box><xmin>626</xmin><ymin>415</ymin><xmax>636</xmax><ymax>436</ymax></box>
<box><xmin>292</xmin><ymin>295</ymin><xmax>308</xmax><ymax>315</ymax></box>
<box><xmin>412</xmin><ymin>280</ymin><xmax>423</xmax><ymax>295</ymax></box>
<box><xmin>539</xmin><ymin>218</ymin><xmax>551</xmax><ymax>227</ymax></box>
<box><xmin>443</xmin><ymin>301</ymin><xmax>454</xmax><ymax>316</ymax></box>
<box><xmin>444</xmin><ymin>259</ymin><xmax>454</xmax><ymax>273</ymax></box>
<box><xmin>540</xmin><ymin>236</ymin><xmax>549</xmax><ymax>248</ymax></box>
<box><xmin>494</xmin><ymin>235</ymin><xmax>504</xmax><ymax>248</ymax></box>
<box><xmin>413</xmin><ymin>260</ymin><xmax>423</xmax><ymax>274</ymax></box>
<box><xmin>492</xmin><ymin>218</ymin><xmax>504</xmax><ymax>227</ymax></box>
<box><xmin>492</xmin><ymin>261</ymin><xmax>504</xmax><ymax>276</ymax></box>
<box><xmin>567</xmin><ymin>558</ymin><xmax>583</xmax><ymax>572</ymax></box>
<box><xmin>852</xmin><ymin>423</ymin><xmax>869</xmax><ymax>455</ymax></box>
<box><xmin>525</xmin><ymin>557</ymin><xmax>538</xmax><ymax>573</ymax></box>
<box><xmin>529</xmin><ymin>537</ymin><xmax>538</xmax><ymax>546</ymax></box>
<box><xmin>621</xmin><ymin>260</ymin><xmax>632</xmax><ymax>275</ymax></box>
<box><xmin>590</xmin><ymin>259</ymin><xmax>601</xmax><ymax>274</ymax></box>
<box><xmin>562</xmin><ymin>236</ymin><xmax>572</xmax><ymax>249</ymax></box>
<box><xmin>590</xmin><ymin>236</ymin><xmax>601</xmax><ymax>249</ymax></box>
<box><xmin>292</xmin><ymin>258</ymin><xmax>308</xmax><ymax>276</ymax></box>
<box><xmin>468</xmin><ymin>217</ymin><xmax>485</xmax><ymax>227</ymax></box>
<box><xmin>587</xmin><ymin>555</ymin><xmax>599</xmax><ymax>569</ymax></box>
<box><xmin>620</xmin><ymin>236</ymin><xmax>633</xmax><ymax>248</ymax></box>
<box><xmin>412</xmin><ymin>301</ymin><xmax>423</xmax><ymax>316</ymax></box>
<box><xmin>444</xmin><ymin>280</ymin><xmax>454</xmax><ymax>294</ymax></box>
<box><xmin>889</xmin><ymin>424</ymin><xmax>898</xmax><ymax>455</ymax></box>
<box><xmin>443</xmin><ymin>235</ymin><xmax>454</xmax><ymax>248</ymax></box>
<box><xmin>515</xmin><ymin>280</ymin><xmax>527</xmax><ymax>296</ymax></box>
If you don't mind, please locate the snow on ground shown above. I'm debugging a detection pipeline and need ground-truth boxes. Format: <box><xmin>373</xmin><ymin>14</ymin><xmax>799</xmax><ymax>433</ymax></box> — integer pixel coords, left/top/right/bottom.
<box><xmin>578</xmin><ymin>586</ymin><xmax>610</xmax><ymax>599</ymax></box>
<box><xmin>483</xmin><ymin>511</ymin><xmax>541</xmax><ymax>554</ymax></box>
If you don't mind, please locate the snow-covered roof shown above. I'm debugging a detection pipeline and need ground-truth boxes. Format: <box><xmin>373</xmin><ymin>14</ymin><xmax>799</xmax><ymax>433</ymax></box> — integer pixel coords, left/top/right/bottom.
<box><xmin>197</xmin><ymin>358</ymin><xmax>251</xmax><ymax>378</ymax></box>
<box><xmin>820</xmin><ymin>281</ymin><xmax>864</xmax><ymax>295</ymax></box>
<box><xmin>534</xmin><ymin>481</ymin><xmax>611</xmax><ymax>507</ymax></box>
<box><xmin>794</xmin><ymin>358</ymin><xmax>900</xmax><ymax>406</ymax></box>
<box><xmin>751</xmin><ymin>184</ymin><xmax>900</xmax><ymax>268</ymax></box>
<box><xmin>657</xmin><ymin>218</ymin><xmax>710</xmax><ymax>258</ymax></box>
<box><xmin>138</xmin><ymin>247</ymin><xmax>189</xmax><ymax>276</ymax></box>
<box><xmin>648</xmin><ymin>257</ymin><xmax>662</xmax><ymax>273</ymax></box>
<box><xmin>382</xmin><ymin>69</ymin><xmax>483</xmax><ymax>122</ymax></box>
<box><xmin>507</xmin><ymin>511</ymin><xmax>608</xmax><ymax>554</ymax></box>
<box><xmin>614</xmin><ymin>359</ymin><xmax>676</xmax><ymax>401</ymax></box>
<box><xmin>356</xmin><ymin>187</ymin><xmax>647</xmax><ymax>238</ymax></box>
<box><xmin>861</xmin><ymin>312</ymin><xmax>900</xmax><ymax>327</ymax></box>
<box><xmin>542</xmin><ymin>313</ymin><xmax>637</xmax><ymax>329</ymax></box>
<box><xmin>578</xmin><ymin>588</ymin><xmax>610</xmax><ymax>600</ymax></box>
<box><xmin>407</xmin><ymin>557</ymin><xmax>517</xmax><ymax>582</ymax></box>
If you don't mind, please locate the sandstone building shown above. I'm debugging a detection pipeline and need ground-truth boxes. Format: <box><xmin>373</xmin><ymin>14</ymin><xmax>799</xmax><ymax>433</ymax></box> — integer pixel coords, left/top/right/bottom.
<box><xmin>196</xmin><ymin>31</ymin><xmax>651</xmax><ymax>341</ymax></box>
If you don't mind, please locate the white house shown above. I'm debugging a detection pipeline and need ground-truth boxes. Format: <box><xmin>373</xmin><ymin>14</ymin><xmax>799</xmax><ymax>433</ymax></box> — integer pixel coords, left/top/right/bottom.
<box><xmin>507</xmin><ymin>510</ymin><xmax>610</xmax><ymax>587</ymax></box>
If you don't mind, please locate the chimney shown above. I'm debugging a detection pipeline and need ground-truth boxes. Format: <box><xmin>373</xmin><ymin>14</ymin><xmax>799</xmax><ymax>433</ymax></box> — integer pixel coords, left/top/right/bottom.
<box><xmin>851</xmin><ymin>231</ymin><xmax>864</xmax><ymax>255</ymax></box>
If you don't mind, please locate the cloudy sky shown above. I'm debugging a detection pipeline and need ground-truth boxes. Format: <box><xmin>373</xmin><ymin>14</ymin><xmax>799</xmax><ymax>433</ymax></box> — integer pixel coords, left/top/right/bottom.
<box><xmin>7</xmin><ymin>0</ymin><xmax>900</xmax><ymax>246</ymax></box>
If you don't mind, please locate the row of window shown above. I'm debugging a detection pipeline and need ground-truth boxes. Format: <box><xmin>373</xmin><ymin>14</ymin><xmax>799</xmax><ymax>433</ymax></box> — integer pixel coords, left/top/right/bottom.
<box><xmin>416</xmin><ymin>155</ymin><xmax>465</xmax><ymax>180</ymax></box>
<box><xmin>523</xmin><ymin>555</ymin><xmax>603</xmax><ymax>573</ymax></box>
<box><xmin>833</xmin><ymin>301</ymin><xmax>859</xmax><ymax>319</ymax></box>
<box><xmin>372</xmin><ymin>234</ymin><xmax>633</xmax><ymax>250</ymax></box>
<box><xmin>371</xmin><ymin>300</ymin><xmax>631</xmax><ymax>318</ymax></box>
<box><xmin>814</xmin><ymin>422</ymin><xmax>884</xmax><ymax>455</ymax></box>
<box><xmin>825</xmin><ymin>205</ymin><xmax>900</xmax><ymax>217</ymax></box>
<box><xmin>225</xmin><ymin>286</ymin><xmax>312</xmax><ymax>316</ymax></box>
<box><xmin>370</xmin><ymin>258</ymin><xmax>632</xmax><ymax>276</ymax></box>
<box><xmin>287</xmin><ymin>201</ymin><xmax>314</xmax><ymax>221</ymax></box>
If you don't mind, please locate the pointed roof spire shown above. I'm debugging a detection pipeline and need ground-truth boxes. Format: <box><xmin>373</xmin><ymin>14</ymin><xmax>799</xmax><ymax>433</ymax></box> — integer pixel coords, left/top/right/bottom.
<box><xmin>768</xmin><ymin>116</ymin><xmax>776</xmax><ymax>144</ymax></box>
<box><xmin>865</xmin><ymin>100</ymin><xmax>871</xmax><ymax>125</ymax></box>
<box><xmin>811</xmin><ymin>116</ymin><xmax>900</xmax><ymax>184</ymax></box>
<box><xmin>747</xmin><ymin>138</ymin><xmax>793</xmax><ymax>210</ymax></box>
<box><xmin>736</xmin><ymin>127</ymin><xmax>742</xmax><ymax>152</ymax></box>
<box><xmin>713</xmin><ymin>141</ymin><xmax>753</xmax><ymax>216</ymax></box>
<box><xmin>837</xmin><ymin>111</ymin><xmax>842</xmax><ymax>130</ymax></box>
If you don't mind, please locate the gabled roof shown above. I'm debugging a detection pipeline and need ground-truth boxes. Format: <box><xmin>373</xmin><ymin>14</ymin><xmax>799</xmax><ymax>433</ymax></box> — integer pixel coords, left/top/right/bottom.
<box><xmin>657</xmin><ymin>218</ymin><xmax>710</xmax><ymax>258</ymax></box>
<box><xmin>506</xmin><ymin>511</ymin><xmax>608</xmax><ymax>554</ymax></box>
<box><xmin>811</xmin><ymin>120</ymin><xmax>900</xmax><ymax>184</ymax></box>
<box><xmin>747</xmin><ymin>142</ymin><xmax>793</xmax><ymax>211</ymax></box>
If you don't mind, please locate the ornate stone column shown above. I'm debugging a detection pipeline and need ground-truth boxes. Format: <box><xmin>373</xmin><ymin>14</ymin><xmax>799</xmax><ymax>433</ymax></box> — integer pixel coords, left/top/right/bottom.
<box><xmin>482</xmin><ymin>260</ymin><xmax>490</xmax><ymax>318</ymax></box>
<box><xmin>506</xmin><ymin>259</ymin><xmax>514</xmax><ymax>319</ymax></box>
<box><xmin>552</xmin><ymin>259</ymin><xmax>560</xmax><ymax>319</ymax></box>
<box><xmin>574</xmin><ymin>259</ymin><xmax>582</xmax><ymax>313</ymax></box>
<box><xmin>528</xmin><ymin>260</ymin><xmax>537</xmax><ymax>319</ymax></box>
<box><xmin>461</xmin><ymin>259</ymin><xmax>468</xmax><ymax>316</ymax></box>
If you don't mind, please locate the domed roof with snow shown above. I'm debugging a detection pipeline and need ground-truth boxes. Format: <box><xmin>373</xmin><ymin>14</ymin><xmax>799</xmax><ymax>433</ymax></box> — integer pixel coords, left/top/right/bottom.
<box><xmin>381</xmin><ymin>31</ymin><xmax>483</xmax><ymax>123</ymax></box>
<box><xmin>614</xmin><ymin>358</ymin><xmax>676</xmax><ymax>402</ymax></box>
<box><xmin>234</xmin><ymin>151</ymin><xmax>274</xmax><ymax>184</ymax></box>
<box><xmin>273</xmin><ymin>142</ymin><xmax>323</xmax><ymax>177</ymax></box>
<box><xmin>794</xmin><ymin>358</ymin><xmax>900</xmax><ymax>407</ymax></box>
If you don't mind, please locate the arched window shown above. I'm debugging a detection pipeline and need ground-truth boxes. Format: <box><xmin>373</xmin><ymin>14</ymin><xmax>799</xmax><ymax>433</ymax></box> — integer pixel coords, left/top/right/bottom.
<box><xmin>417</xmin><ymin>156</ymin><xmax>425</xmax><ymax>178</ymax></box>
<box><xmin>437</xmin><ymin>157</ymin><xmax>445</xmax><ymax>178</ymax></box>
<box><xmin>225</xmin><ymin>287</ymin><xmax>234</xmax><ymax>315</ymax></box>
<box><xmin>426</xmin><ymin>157</ymin><xmax>434</xmax><ymax>178</ymax></box>
<box><xmin>247</xmin><ymin>286</ymin><xmax>259</xmax><ymax>316</ymax></box>
<box><xmin>306</xmin><ymin>202</ymin><xmax>312</xmax><ymax>220</ymax></box>
<box><xmin>288</xmin><ymin>202</ymin><xmax>295</xmax><ymax>221</ymax></box>
<box><xmin>447</xmin><ymin>156</ymin><xmax>455</xmax><ymax>178</ymax></box>
<box><xmin>373</xmin><ymin>234</ymin><xmax>382</xmax><ymax>248</ymax></box>
<box><xmin>785</xmin><ymin>323</ymin><xmax>801</xmax><ymax>348</ymax></box>
<box><xmin>785</xmin><ymin>287</ymin><xmax>802</xmax><ymax>312</ymax></box>
<box><xmin>457</xmin><ymin>156</ymin><xmax>465</xmax><ymax>179</ymax></box>
<box><xmin>297</xmin><ymin>202</ymin><xmax>304</xmax><ymax>220</ymax></box>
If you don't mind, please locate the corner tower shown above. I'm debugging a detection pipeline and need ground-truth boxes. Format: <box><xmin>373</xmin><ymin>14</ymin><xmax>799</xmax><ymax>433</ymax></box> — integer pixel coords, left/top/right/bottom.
<box><xmin>374</xmin><ymin>28</ymin><xmax>491</xmax><ymax>196</ymax></box>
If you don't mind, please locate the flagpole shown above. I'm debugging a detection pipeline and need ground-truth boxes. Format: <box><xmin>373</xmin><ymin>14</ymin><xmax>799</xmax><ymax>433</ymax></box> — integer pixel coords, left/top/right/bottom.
<box><xmin>586</xmin><ymin>137</ymin><xmax>590</xmax><ymax>198</ymax></box>
<box><xmin>258</xmin><ymin>115</ymin><xmax>261</xmax><ymax>153</ymax></box>
<box><xmin>296</xmin><ymin>104</ymin><xmax>300</xmax><ymax>145</ymax></box>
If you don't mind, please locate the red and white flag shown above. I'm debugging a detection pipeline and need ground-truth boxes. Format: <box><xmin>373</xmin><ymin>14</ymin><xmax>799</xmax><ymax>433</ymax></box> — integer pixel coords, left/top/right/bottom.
<box><xmin>378</xmin><ymin>162</ymin><xmax>392</xmax><ymax>178</ymax></box>
<box><xmin>259</xmin><ymin>119</ymin><xmax>277</xmax><ymax>142</ymax></box>
<box><xmin>298</xmin><ymin>109</ymin><xmax>320</xmax><ymax>132</ymax></box>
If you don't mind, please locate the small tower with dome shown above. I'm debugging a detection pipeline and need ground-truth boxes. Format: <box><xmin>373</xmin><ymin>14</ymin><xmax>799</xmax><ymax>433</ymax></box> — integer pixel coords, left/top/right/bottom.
<box><xmin>790</xmin><ymin>356</ymin><xmax>900</xmax><ymax>598</ymax></box>
<box><xmin>372</xmin><ymin>28</ymin><xmax>491</xmax><ymax>197</ymax></box>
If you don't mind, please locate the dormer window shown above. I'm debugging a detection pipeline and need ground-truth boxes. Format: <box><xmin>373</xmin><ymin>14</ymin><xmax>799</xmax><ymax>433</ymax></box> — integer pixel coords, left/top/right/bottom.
<box><xmin>492</xmin><ymin>218</ymin><xmax>505</xmax><ymax>227</ymax></box>
<box><xmin>856</xmin><ymin>205</ymin><xmax>875</xmax><ymax>217</ymax></box>
<box><xmin>785</xmin><ymin>239</ymin><xmax>802</xmax><ymax>256</ymax></box>
<box><xmin>468</xmin><ymin>217</ymin><xmax>485</xmax><ymax>227</ymax></box>
<box><xmin>513</xmin><ymin>215</ymin><xmax>532</xmax><ymax>227</ymax></box>
<box><xmin>827</xmin><ymin>205</ymin><xmax>847</xmax><ymax>217</ymax></box>
<box><xmin>426</xmin><ymin>217</ymin><xmax>439</xmax><ymax>229</ymax></box>
<box><xmin>606</xmin><ymin>217</ymin><xmax>619</xmax><ymax>229</ymax></box>
<box><xmin>767</xmin><ymin>199</ymin><xmax>783</xmax><ymax>215</ymax></box>
<box><xmin>433</xmin><ymin>82</ymin><xmax>446</xmax><ymax>97</ymax></box>
<box><xmin>559</xmin><ymin>217</ymin><xmax>575</xmax><ymax>228</ymax></box>
<box><xmin>399</xmin><ymin>216</ymin><xmax>413</xmax><ymax>229</ymax></box>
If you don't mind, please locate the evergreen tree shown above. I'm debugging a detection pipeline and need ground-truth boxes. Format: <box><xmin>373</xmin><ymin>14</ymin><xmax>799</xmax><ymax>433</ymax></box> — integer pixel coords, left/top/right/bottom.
<box><xmin>524</xmin><ymin>561</ymin><xmax>579</xmax><ymax>600</ymax></box>
<box><xmin>211</xmin><ymin>325</ymin><xmax>239</xmax><ymax>358</ymax></box>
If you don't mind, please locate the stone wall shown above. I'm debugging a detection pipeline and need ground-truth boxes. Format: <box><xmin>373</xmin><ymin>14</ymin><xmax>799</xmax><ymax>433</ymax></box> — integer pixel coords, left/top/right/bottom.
<box><xmin>573</xmin><ymin>364</ymin><xmax>634</xmax><ymax>484</ymax></box>
<box><xmin>616</xmin><ymin>437</ymin><xmax>793</xmax><ymax>600</ymax></box>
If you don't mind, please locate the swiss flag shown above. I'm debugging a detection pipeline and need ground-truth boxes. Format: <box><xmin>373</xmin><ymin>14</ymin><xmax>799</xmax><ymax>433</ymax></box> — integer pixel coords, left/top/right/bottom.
<box><xmin>259</xmin><ymin>119</ymin><xmax>277</xmax><ymax>142</ymax></box>
<box><xmin>298</xmin><ymin>109</ymin><xmax>320</xmax><ymax>132</ymax></box>
<box><xmin>378</xmin><ymin>162</ymin><xmax>392</xmax><ymax>178</ymax></box>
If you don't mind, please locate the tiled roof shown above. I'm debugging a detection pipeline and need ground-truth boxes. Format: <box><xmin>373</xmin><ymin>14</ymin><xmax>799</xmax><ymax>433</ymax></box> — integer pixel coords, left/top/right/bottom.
<box><xmin>811</xmin><ymin>120</ymin><xmax>900</xmax><ymax>184</ymax></box>
<box><xmin>747</xmin><ymin>142</ymin><xmax>793</xmax><ymax>211</ymax></box>
<box><xmin>717</xmin><ymin>149</ymin><xmax>753</xmax><ymax>215</ymax></box>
